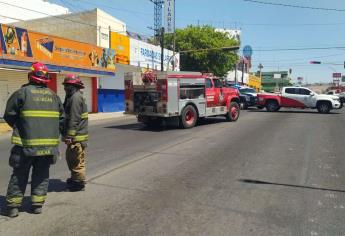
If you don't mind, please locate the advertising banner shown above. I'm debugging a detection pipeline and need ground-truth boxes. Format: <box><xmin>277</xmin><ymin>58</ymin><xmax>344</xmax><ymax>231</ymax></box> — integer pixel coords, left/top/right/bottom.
<box><xmin>110</xmin><ymin>31</ymin><xmax>130</xmax><ymax>65</ymax></box>
<box><xmin>164</xmin><ymin>0</ymin><xmax>175</xmax><ymax>33</ymax></box>
<box><xmin>0</xmin><ymin>24</ymin><xmax>115</xmax><ymax>73</ymax></box>
<box><xmin>333</xmin><ymin>72</ymin><xmax>341</xmax><ymax>78</ymax></box>
<box><xmin>129</xmin><ymin>38</ymin><xmax>179</xmax><ymax>71</ymax></box>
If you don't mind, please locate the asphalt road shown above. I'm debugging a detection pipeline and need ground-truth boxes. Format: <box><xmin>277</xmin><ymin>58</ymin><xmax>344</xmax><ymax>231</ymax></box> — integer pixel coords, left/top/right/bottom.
<box><xmin>1</xmin><ymin>108</ymin><xmax>345</xmax><ymax>235</ymax></box>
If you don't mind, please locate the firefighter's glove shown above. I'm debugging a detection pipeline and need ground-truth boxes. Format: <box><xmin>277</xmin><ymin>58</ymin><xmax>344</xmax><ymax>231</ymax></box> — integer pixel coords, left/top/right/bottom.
<box><xmin>64</xmin><ymin>137</ymin><xmax>74</xmax><ymax>145</ymax></box>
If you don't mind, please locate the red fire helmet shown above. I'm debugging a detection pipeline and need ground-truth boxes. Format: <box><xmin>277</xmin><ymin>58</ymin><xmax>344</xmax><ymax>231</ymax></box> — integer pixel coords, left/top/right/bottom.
<box><xmin>28</xmin><ymin>62</ymin><xmax>50</xmax><ymax>84</ymax></box>
<box><xmin>62</xmin><ymin>74</ymin><xmax>85</xmax><ymax>89</ymax></box>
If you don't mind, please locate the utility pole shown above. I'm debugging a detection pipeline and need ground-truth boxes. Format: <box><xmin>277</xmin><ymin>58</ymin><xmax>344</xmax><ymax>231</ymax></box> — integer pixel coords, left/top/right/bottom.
<box><xmin>241</xmin><ymin>57</ymin><xmax>245</xmax><ymax>84</ymax></box>
<box><xmin>258</xmin><ymin>63</ymin><xmax>263</xmax><ymax>91</ymax></box>
<box><xmin>160</xmin><ymin>27</ymin><xmax>165</xmax><ymax>71</ymax></box>
<box><xmin>234</xmin><ymin>62</ymin><xmax>238</xmax><ymax>84</ymax></box>
<box><xmin>149</xmin><ymin>0</ymin><xmax>164</xmax><ymax>45</ymax></box>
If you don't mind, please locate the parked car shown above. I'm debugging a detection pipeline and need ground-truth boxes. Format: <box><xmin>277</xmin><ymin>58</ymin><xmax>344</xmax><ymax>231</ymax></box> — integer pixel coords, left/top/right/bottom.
<box><xmin>326</xmin><ymin>90</ymin><xmax>345</xmax><ymax>108</ymax></box>
<box><xmin>227</xmin><ymin>84</ymin><xmax>259</xmax><ymax>109</ymax></box>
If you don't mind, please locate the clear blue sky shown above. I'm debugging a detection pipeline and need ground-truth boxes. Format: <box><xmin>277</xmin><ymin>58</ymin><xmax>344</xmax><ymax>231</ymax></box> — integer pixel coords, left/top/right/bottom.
<box><xmin>50</xmin><ymin>0</ymin><xmax>345</xmax><ymax>83</ymax></box>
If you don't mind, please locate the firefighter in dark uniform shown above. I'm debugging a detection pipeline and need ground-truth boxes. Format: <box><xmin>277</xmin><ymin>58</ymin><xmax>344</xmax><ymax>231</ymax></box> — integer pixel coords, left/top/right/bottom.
<box><xmin>4</xmin><ymin>62</ymin><xmax>64</xmax><ymax>217</ymax></box>
<box><xmin>62</xmin><ymin>74</ymin><xmax>88</xmax><ymax>192</ymax></box>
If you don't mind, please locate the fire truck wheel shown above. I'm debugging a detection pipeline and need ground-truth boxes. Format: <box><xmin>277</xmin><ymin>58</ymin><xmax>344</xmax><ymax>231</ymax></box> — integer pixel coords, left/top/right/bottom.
<box><xmin>181</xmin><ymin>105</ymin><xmax>198</xmax><ymax>129</ymax></box>
<box><xmin>226</xmin><ymin>102</ymin><xmax>240</xmax><ymax>122</ymax></box>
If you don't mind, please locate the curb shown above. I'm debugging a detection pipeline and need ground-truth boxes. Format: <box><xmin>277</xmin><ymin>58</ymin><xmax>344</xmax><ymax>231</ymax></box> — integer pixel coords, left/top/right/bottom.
<box><xmin>0</xmin><ymin>112</ymin><xmax>132</xmax><ymax>134</ymax></box>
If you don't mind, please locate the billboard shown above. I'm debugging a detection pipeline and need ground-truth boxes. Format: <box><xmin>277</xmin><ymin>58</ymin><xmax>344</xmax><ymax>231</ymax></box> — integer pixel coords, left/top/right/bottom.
<box><xmin>333</xmin><ymin>72</ymin><xmax>341</xmax><ymax>78</ymax></box>
<box><xmin>164</xmin><ymin>0</ymin><xmax>175</xmax><ymax>33</ymax></box>
<box><xmin>0</xmin><ymin>24</ymin><xmax>116</xmax><ymax>72</ymax></box>
<box><xmin>110</xmin><ymin>31</ymin><xmax>130</xmax><ymax>65</ymax></box>
<box><xmin>129</xmin><ymin>38</ymin><xmax>179</xmax><ymax>71</ymax></box>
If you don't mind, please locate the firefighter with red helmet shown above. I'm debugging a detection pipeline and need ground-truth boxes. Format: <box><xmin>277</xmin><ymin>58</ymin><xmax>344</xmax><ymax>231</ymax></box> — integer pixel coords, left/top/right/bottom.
<box><xmin>62</xmin><ymin>74</ymin><xmax>88</xmax><ymax>192</ymax></box>
<box><xmin>4</xmin><ymin>62</ymin><xmax>64</xmax><ymax>217</ymax></box>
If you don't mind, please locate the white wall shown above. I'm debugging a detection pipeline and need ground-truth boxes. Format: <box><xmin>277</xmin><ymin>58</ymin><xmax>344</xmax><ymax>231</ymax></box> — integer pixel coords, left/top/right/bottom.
<box><xmin>225</xmin><ymin>70</ymin><xmax>249</xmax><ymax>84</ymax></box>
<box><xmin>99</xmin><ymin>64</ymin><xmax>140</xmax><ymax>90</ymax></box>
<box><xmin>96</xmin><ymin>8</ymin><xmax>126</xmax><ymax>48</ymax></box>
<box><xmin>0</xmin><ymin>0</ymin><xmax>69</xmax><ymax>23</ymax></box>
<box><xmin>13</xmin><ymin>8</ymin><xmax>127</xmax><ymax>48</ymax></box>
<box><xmin>130</xmin><ymin>38</ymin><xmax>180</xmax><ymax>71</ymax></box>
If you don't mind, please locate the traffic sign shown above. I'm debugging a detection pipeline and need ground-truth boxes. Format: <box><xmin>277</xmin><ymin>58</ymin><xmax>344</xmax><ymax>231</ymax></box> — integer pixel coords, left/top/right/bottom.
<box><xmin>274</xmin><ymin>73</ymin><xmax>281</xmax><ymax>79</ymax></box>
<box><xmin>243</xmin><ymin>45</ymin><xmax>253</xmax><ymax>58</ymax></box>
<box><xmin>333</xmin><ymin>73</ymin><xmax>342</xmax><ymax>78</ymax></box>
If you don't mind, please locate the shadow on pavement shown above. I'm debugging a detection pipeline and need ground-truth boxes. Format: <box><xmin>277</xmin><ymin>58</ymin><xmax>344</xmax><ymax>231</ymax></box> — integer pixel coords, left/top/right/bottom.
<box><xmin>0</xmin><ymin>195</ymin><xmax>6</xmax><ymax>216</ymax></box>
<box><xmin>0</xmin><ymin>195</ymin><xmax>33</xmax><ymax>216</ymax></box>
<box><xmin>104</xmin><ymin>123</ymin><xmax>170</xmax><ymax>132</ymax></box>
<box><xmin>104</xmin><ymin>117</ymin><xmax>227</xmax><ymax>132</ymax></box>
<box><xmin>48</xmin><ymin>179</ymin><xmax>67</xmax><ymax>192</ymax></box>
<box><xmin>0</xmin><ymin>179</ymin><xmax>66</xmax><ymax>216</ymax></box>
<box><xmin>239</xmin><ymin>179</ymin><xmax>345</xmax><ymax>193</ymax></box>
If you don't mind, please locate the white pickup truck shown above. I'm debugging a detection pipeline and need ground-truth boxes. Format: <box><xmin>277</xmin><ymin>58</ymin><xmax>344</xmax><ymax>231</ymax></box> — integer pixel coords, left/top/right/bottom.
<box><xmin>326</xmin><ymin>90</ymin><xmax>345</xmax><ymax>107</ymax></box>
<box><xmin>257</xmin><ymin>87</ymin><xmax>341</xmax><ymax>113</ymax></box>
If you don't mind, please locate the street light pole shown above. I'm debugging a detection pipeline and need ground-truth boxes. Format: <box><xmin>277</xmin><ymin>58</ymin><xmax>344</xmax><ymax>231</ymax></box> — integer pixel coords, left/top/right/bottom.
<box><xmin>258</xmin><ymin>63</ymin><xmax>263</xmax><ymax>91</ymax></box>
<box><xmin>160</xmin><ymin>27</ymin><xmax>165</xmax><ymax>71</ymax></box>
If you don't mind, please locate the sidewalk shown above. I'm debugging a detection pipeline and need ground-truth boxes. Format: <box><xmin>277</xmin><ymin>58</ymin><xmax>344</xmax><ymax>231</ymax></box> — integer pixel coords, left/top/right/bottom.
<box><xmin>0</xmin><ymin>112</ymin><xmax>131</xmax><ymax>134</ymax></box>
<box><xmin>0</xmin><ymin>122</ymin><xmax>11</xmax><ymax>134</ymax></box>
<box><xmin>88</xmin><ymin>111</ymin><xmax>129</xmax><ymax>121</ymax></box>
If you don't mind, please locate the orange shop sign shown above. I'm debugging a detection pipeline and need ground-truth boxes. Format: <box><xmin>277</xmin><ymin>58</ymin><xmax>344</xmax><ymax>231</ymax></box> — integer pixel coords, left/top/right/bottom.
<box><xmin>110</xmin><ymin>31</ymin><xmax>130</xmax><ymax>65</ymax></box>
<box><xmin>0</xmin><ymin>24</ymin><xmax>115</xmax><ymax>72</ymax></box>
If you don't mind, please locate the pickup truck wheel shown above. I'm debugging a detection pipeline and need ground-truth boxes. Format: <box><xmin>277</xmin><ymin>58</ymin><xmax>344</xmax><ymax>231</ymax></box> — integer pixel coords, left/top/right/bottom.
<box><xmin>317</xmin><ymin>102</ymin><xmax>331</xmax><ymax>114</ymax></box>
<box><xmin>226</xmin><ymin>102</ymin><xmax>240</xmax><ymax>122</ymax></box>
<box><xmin>180</xmin><ymin>105</ymin><xmax>197</xmax><ymax>129</ymax></box>
<box><xmin>266</xmin><ymin>100</ymin><xmax>280</xmax><ymax>112</ymax></box>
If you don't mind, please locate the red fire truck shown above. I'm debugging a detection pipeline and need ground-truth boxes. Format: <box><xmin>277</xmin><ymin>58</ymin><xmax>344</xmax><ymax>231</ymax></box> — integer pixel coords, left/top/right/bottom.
<box><xmin>124</xmin><ymin>71</ymin><xmax>241</xmax><ymax>128</ymax></box>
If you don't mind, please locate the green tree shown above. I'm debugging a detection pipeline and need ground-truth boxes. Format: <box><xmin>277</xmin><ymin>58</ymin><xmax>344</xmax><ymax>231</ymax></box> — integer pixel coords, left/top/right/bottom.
<box><xmin>165</xmin><ymin>25</ymin><xmax>239</xmax><ymax>76</ymax></box>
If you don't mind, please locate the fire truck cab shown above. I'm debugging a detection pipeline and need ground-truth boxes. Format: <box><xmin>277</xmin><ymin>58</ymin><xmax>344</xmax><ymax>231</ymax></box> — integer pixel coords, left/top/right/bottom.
<box><xmin>124</xmin><ymin>71</ymin><xmax>241</xmax><ymax>128</ymax></box>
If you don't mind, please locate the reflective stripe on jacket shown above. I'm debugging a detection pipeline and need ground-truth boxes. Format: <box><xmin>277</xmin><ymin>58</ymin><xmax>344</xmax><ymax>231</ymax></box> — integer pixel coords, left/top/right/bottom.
<box><xmin>4</xmin><ymin>83</ymin><xmax>64</xmax><ymax>156</ymax></box>
<box><xmin>63</xmin><ymin>90</ymin><xmax>88</xmax><ymax>144</ymax></box>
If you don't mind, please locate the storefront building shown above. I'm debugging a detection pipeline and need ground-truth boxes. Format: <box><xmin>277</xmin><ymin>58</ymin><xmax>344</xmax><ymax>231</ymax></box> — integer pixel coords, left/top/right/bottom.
<box><xmin>12</xmin><ymin>8</ymin><xmax>180</xmax><ymax>113</ymax></box>
<box><xmin>0</xmin><ymin>24</ymin><xmax>115</xmax><ymax>117</ymax></box>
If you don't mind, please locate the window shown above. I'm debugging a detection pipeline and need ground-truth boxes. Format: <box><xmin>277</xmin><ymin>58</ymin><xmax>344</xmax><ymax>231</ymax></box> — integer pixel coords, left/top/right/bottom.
<box><xmin>285</xmin><ymin>88</ymin><xmax>297</xmax><ymax>94</ymax></box>
<box><xmin>213</xmin><ymin>79</ymin><xmax>223</xmax><ymax>88</ymax></box>
<box><xmin>299</xmin><ymin>89</ymin><xmax>311</xmax><ymax>95</ymax></box>
<box><xmin>240</xmin><ymin>88</ymin><xmax>256</xmax><ymax>93</ymax></box>
<box><xmin>205</xmin><ymin>79</ymin><xmax>213</xmax><ymax>88</ymax></box>
<box><xmin>180</xmin><ymin>84</ymin><xmax>205</xmax><ymax>100</ymax></box>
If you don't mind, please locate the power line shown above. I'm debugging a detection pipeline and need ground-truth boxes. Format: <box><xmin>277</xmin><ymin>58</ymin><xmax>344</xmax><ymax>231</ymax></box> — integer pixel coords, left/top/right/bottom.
<box><xmin>0</xmin><ymin>1</ymin><xmax>126</xmax><ymax>33</ymax></box>
<box><xmin>254</xmin><ymin>53</ymin><xmax>345</xmax><ymax>63</ymax></box>
<box><xmin>249</xmin><ymin>46</ymin><xmax>345</xmax><ymax>52</ymax></box>
<box><xmin>243</xmin><ymin>0</ymin><xmax>345</xmax><ymax>12</ymax></box>
<box><xmin>57</xmin><ymin>0</ymin><xmax>153</xmax><ymax>38</ymax></box>
<box><xmin>74</xmin><ymin>0</ymin><xmax>151</xmax><ymax>16</ymax></box>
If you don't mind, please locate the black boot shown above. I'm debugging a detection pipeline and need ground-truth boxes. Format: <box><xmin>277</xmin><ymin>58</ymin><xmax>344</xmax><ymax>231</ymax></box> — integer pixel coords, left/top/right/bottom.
<box><xmin>31</xmin><ymin>206</ymin><xmax>42</xmax><ymax>214</ymax></box>
<box><xmin>7</xmin><ymin>207</ymin><xmax>19</xmax><ymax>218</ymax></box>
<box><xmin>66</xmin><ymin>179</ymin><xmax>85</xmax><ymax>192</ymax></box>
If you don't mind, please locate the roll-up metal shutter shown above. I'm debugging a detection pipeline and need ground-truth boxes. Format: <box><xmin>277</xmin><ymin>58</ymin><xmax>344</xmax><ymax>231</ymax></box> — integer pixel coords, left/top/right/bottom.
<box><xmin>0</xmin><ymin>70</ymin><xmax>27</xmax><ymax>117</ymax></box>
